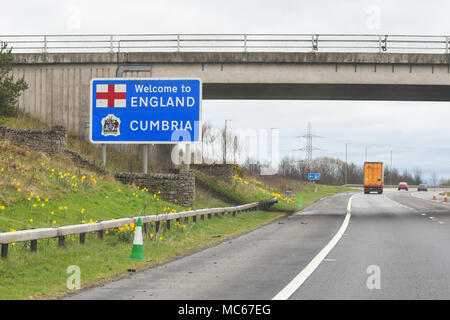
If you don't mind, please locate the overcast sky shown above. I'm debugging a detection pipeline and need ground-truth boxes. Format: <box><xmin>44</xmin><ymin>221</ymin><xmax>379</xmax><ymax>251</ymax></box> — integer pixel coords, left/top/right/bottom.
<box><xmin>2</xmin><ymin>0</ymin><xmax>450</xmax><ymax>182</ymax></box>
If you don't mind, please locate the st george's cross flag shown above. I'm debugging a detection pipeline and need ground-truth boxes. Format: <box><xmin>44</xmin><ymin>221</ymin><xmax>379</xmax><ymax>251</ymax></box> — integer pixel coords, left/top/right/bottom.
<box><xmin>96</xmin><ymin>84</ymin><xmax>126</xmax><ymax>108</ymax></box>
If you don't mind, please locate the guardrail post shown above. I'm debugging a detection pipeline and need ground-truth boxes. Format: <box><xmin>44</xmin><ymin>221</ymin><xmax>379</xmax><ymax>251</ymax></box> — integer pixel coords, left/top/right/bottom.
<box><xmin>43</xmin><ymin>35</ymin><xmax>47</xmax><ymax>53</ymax></box>
<box><xmin>184</xmin><ymin>217</ymin><xmax>189</xmax><ymax>224</ymax></box>
<box><xmin>58</xmin><ymin>236</ymin><xmax>65</xmax><ymax>248</ymax></box>
<box><xmin>176</xmin><ymin>218</ymin><xmax>180</xmax><ymax>224</ymax></box>
<box><xmin>166</xmin><ymin>219</ymin><xmax>171</xmax><ymax>231</ymax></box>
<box><xmin>143</xmin><ymin>223</ymin><xmax>148</xmax><ymax>238</ymax></box>
<box><xmin>31</xmin><ymin>240</ymin><xmax>37</xmax><ymax>252</ymax></box>
<box><xmin>215</xmin><ymin>212</ymin><xmax>219</xmax><ymax>217</ymax></box>
<box><xmin>80</xmin><ymin>233</ymin><xmax>86</xmax><ymax>244</ymax></box>
<box><xmin>97</xmin><ymin>230</ymin><xmax>104</xmax><ymax>240</ymax></box>
<box><xmin>142</xmin><ymin>145</ymin><xmax>148</xmax><ymax>174</ymax></box>
<box><xmin>193</xmin><ymin>216</ymin><xmax>197</xmax><ymax>223</ymax></box>
<box><xmin>381</xmin><ymin>35</ymin><xmax>387</xmax><ymax>52</ymax></box>
<box><xmin>446</xmin><ymin>36</ymin><xmax>449</xmax><ymax>54</ymax></box>
<box><xmin>208</xmin><ymin>213</ymin><xmax>212</xmax><ymax>219</ymax></box>
<box><xmin>232</xmin><ymin>211</ymin><xmax>236</xmax><ymax>217</ymax></box>
<box><xmin>244</xmin><ymin>34</ymin><xmax>247</xmax><ymax>52</ymax></box>
<box><xmin>312</xmin><ymin>34</ymin><xmax>319</xmax><ymax>51</ymax></box>
<box><xmin>201</xmin><ymin>214</ymin><xmax>205</xmax><ymax>221</ymax></box>
<box><xmin>155</xmin><ymin>221</ymin><xmax>160</xmax><ymax>233</ymax></box>
<box><xmin>1</xmin><ymin>244</ymin><xmax>8</xmax><ymax>259</ymax></box>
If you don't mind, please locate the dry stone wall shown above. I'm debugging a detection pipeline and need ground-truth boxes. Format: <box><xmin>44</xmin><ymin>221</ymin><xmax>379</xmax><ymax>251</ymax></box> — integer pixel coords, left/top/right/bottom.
<box><xmin>114</xmin><ymin>171</ymin><xmax>195</xmax><ymax>207</ymax></box>
<box><xmin>0</xmin><ymin>125</ymin><xmax>67</xmax><ymax>155</ymax></box>
<box><xmin>192</xmin><ymin>164</ymin><xmax>235</xmax><ymax>184</ymax></box>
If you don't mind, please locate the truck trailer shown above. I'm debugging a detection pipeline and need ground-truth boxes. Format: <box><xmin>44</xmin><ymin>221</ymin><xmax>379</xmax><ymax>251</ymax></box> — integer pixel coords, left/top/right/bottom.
<box><xmin>364</xmin><ymin>162</ymin><xmax>384</xmax><ymax>194</ymax></box>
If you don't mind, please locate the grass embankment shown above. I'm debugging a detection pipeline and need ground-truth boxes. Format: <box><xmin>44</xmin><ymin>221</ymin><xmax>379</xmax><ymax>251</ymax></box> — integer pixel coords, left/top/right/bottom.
<box><xmin>0</xmin><ymin>112</ymin><xmax>143</xmax><ymax>173</ymax></box>
<box><xmin>0</xmin><ymin>124</ymin><xmax>284</xmax><ymax>299</ymax></box>
<box><xmin>195</xmin><ymin>168</ymin><xmax>352</xmax><ymax>212</ymax></box>
<box><xmin>0</xmin><ymin>141</ymin><xmax>186</xmax><ymax>232</ymax></box>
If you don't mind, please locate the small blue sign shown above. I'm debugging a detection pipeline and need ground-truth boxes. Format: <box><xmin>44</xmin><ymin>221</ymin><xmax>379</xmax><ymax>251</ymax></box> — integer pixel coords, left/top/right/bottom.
<box><xmin>308</xmin><ymin>173</ymin><xmax>320</xmax><ymax>181</ymax></box>
<box><xmin>90</xmin><ymin>78</ymin><xmax>201</xmax><ymax>144</ymax></box>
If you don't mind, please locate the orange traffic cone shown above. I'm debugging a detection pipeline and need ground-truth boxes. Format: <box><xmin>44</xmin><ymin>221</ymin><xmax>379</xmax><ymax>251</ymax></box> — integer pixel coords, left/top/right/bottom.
<box><xmin>444</xmin><ymin>191</ymin><xmax>448</xmax><ymax>202</ymax></box>
<box><xmin>433</xmin><ymin>190</ymin><xmax>437</xmax><ymax>200</ymax></box>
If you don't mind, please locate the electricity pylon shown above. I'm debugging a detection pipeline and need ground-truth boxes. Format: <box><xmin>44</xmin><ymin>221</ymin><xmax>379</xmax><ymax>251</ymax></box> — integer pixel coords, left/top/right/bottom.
<box><xmin>294</xmin><ymin>122</ymin><xmax>323</xmax><ymax>167</ymax></box>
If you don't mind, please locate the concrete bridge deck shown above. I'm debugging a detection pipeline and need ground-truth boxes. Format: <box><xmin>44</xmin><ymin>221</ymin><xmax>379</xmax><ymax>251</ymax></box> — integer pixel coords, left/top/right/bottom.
<box><xmin>11</xmin><ymin>51</ymin><xmax>450</xmax><ymax>137</ymax></box>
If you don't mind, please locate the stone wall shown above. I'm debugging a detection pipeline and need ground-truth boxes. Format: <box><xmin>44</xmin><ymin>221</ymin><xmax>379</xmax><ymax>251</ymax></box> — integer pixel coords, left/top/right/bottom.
<box><xmin>192</xmin><ymin>164</ymin><xmax>235</xmax><ymax>184</ymax></box>
<box><xmin>0</xmin><ymin>124</ymin><xmax>108</xmax><ymax>174</ymax></box>
<box><xmin>0</xmin><ymin>125</ymin><xmax>67</xmax><ymax>155</ymax></box>
<box><xmin>0</xmin><ymin>124</ymin><xmax>195</xmax><ymax>205</ymax></box>
<box><xmin>114</xmin><ymin>170</ymin><xmax>195</xmax><ymax>207</ymax></box>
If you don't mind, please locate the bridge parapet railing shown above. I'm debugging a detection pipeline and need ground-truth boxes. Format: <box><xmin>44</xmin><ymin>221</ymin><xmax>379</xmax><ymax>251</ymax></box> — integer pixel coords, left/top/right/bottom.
<box><xmin>0</xmin><ymin>197</ymin><xmax>278</xmax><ymax>259</ymax></box>
<box><xmin>1</xmin><ymin>34</ymin><xmax>449</xmax><ymax>54</ymax></box>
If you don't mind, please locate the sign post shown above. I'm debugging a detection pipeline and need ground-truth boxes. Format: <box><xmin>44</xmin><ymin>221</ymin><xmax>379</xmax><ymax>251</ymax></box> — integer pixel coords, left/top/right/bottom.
<box><xmin>90</xmin><ymin>78</ymin><xmax>202</xmax><ymax>172</ymax></box>
<box><xmin>286</xmin><ymin>190</ymin><xmax>292</xmax><ymax>204</ymax></box>
<box><xmin>308</xmin><ymin>173</ymin><xmax>320</xmax><ymax>193</ymax></box>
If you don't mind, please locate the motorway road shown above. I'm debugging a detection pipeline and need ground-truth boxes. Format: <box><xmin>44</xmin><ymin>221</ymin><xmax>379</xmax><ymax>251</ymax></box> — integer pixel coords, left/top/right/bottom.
<box><xmin>65</xmin><ymin>189</ymin><xmax>450</xmax><ymax>300</ymax></box>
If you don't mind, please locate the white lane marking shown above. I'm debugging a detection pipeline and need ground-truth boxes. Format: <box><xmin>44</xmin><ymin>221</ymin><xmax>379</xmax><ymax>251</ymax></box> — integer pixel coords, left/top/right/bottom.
<box><xmin>272</xmin><ymin>193</ymin><xmax>357</xmax><ymax>300</ymax></box>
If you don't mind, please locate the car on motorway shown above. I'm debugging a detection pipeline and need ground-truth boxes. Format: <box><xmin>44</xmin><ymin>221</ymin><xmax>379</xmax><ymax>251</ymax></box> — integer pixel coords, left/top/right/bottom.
<box><xmin>417</xmin><ymin>184</ymin><xmax>428</xmax><ymax>191</ymax></box>
<box><xmin>398</xmin><ymin>182</ymin><xmax>409</xmax><ymax>191</ymax></box>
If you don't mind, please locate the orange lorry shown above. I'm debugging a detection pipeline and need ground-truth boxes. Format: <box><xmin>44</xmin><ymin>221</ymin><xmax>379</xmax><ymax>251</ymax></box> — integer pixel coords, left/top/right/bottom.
<box><xmin>363</xmin><ymin>162</ymin><xmax>384</xmax><ymax>194</ymax></box>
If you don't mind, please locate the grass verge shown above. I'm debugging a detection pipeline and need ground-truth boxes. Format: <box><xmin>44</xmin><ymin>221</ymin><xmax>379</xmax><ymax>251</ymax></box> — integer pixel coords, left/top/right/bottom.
<box><xmin>0</xmin><ymin>210</ymin><xmax>284</xmax><ymax>300</ymax></box>
<box><xmin>195</xmin><ymin>171</ymin><xmax>352</xmax><ymax>212</ymax></box>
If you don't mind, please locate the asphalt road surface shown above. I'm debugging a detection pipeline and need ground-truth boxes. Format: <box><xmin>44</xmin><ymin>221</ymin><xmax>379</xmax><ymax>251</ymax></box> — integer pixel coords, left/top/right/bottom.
<box><xmin>65</xmin><ymin>189</ymin><xmax>450</xmax><ymax>300</ymax></box>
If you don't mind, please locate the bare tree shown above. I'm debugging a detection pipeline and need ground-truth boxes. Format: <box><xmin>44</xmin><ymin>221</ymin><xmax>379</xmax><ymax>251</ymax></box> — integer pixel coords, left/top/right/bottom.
<box><xmin>201</xmin><ymin>122</ymin><xmax>212</xmax><ymax>163</ymax></box>
<box><xmin>413</xmin><ymin>167</ymin><xmax>423</xmax><ymax>185</ymax></box>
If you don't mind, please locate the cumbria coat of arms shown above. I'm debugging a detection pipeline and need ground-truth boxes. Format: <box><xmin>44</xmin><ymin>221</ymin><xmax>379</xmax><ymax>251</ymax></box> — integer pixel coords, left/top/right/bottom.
<box><xmin>101</xmin><ymin>114</ymin><xmax>121</xmax><ymax>136</ymax></box>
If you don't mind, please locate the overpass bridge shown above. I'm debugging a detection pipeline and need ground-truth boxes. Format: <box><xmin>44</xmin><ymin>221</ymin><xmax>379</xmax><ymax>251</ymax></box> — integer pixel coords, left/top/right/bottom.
<box><xmin>5</xmin><ymin>33</ymin><xmax>450</xmax><ymax>137</ymax></box>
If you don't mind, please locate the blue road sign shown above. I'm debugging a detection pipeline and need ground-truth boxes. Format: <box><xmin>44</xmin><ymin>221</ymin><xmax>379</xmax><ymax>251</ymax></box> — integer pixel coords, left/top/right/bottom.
<box><xmin>90</xmin><ymin>78</ymin><xmax>201</xmax><ymax>144</ymax></box>
<box><xmin>308</xmin><ymin>173</ymin><xmax>320</xmax><ymax>181</ymax></box>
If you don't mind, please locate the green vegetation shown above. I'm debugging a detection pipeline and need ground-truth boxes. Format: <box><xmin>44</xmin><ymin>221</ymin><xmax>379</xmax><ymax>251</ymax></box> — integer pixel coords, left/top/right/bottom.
<box><xmin>0</xmin><ymin>130</ymin><xmax>285</xmax><ymax>300</ymax></box>
<box><xmin>193</xmin><ymin>185</ymin><xmax>230</xmax><ymax>209</ymax></box>
<box><xmin>0</xmin><ymin>42</ymin><xmax>28</xmax><ymax>117</ymax></box>
<box><xmin>195</xmin><ymin>169</ymin><xmax>352</xmax><ymax>212</ymax></box>
<box><xmin>0</xmin><ymin>140</ymin><xmax>186</xmax><ymax>232</ymax></box>
<box><xmin>0</xmin><ymin>210</ymin><xmax>283</xmax><ymax>299</ymax></box>
<box><xmin>0</xmin><ymin>112</ymin><xmax>144</xmax><ymax>173</ymax></box>
<box><xmin>0</xmin><ymin>112</ymin><xmax>351</xmax><ymax>300</ymax></box>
